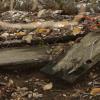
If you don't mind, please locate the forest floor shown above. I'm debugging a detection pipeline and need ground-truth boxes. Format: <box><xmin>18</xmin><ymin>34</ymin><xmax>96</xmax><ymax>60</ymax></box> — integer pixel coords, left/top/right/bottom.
<box><xmin>0</xmin><ymin>10</ymin><xmax>100</xmax><ymax>100</ymax></box>
<box><xmin>0</xmin><ymin>63</ymin><xmax>100</xmax><ymax>100</ymax></box>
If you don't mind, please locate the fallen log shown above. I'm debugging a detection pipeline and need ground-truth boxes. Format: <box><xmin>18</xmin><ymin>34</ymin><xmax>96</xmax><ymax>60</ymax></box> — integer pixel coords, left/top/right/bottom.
<box><xmin>0</xmin><ymin>46</ymin><xmax>50</xmax><ymax>70</ymax></box>
<box><xmin>0</xmin><ymin>20</ymin><xmax>78</xmax><ymax>30</ymax></box>
<box><xmin>41</xmin><ymin>30</ymin><xmax>100</xmax><ymax>83</ymax></box>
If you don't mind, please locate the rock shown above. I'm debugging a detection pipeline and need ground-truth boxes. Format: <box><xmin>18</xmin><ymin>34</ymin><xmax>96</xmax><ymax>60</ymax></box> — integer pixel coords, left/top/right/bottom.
<box><xmin>42</xmin><ymin>82</ymin><xmax>53</xmax><ymax>91</ymax></box>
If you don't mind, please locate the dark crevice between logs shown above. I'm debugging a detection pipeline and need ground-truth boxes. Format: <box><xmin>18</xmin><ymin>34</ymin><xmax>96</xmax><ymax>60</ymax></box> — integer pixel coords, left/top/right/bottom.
<box><xmin>0</xmin><ymin>59</ymin><xmax>49</xmax><ymax>71</ymax></box>
<box><xmin>0</xmin><ymin>34</ymin><xmax>85</xmax><ymax>48</ymax></box>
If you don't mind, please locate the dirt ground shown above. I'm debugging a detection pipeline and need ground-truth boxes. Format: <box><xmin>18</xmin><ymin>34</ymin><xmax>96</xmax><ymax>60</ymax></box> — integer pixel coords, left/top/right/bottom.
<box><xmin>0</xmin><ymin>62</ymin><xmax>99</xmax><ymax>100</ymax></box>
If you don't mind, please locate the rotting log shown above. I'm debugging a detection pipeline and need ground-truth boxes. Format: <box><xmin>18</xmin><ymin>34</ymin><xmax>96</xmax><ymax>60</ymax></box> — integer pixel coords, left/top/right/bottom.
<box><xmin>41</xmin><ymin>30</ymin><xmax>100</xmax><ymax>83</ymax></box>
<box><xmin>0</xmin><ymin>46</ymin><xmax>50</xmax><ymax>70</ymax></box>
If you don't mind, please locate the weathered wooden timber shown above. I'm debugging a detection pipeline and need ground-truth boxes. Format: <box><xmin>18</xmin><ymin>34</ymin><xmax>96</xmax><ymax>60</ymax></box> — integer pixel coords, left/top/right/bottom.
<box><xmin>0</xmin><ymin>46</ymin><xmax>50</xmax><ymax>69</ymax></box>
<box><xmin>41</xmin><ymin>30</ymin><xmax>100</xmax><ymax>83</ymax></box>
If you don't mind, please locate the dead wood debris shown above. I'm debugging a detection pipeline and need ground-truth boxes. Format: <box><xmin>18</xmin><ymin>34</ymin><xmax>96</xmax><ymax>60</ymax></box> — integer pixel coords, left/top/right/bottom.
<box><xmin>0</xmin><ymin>0</ymin><xmax>100</xmax><ymax>100</ymax></box>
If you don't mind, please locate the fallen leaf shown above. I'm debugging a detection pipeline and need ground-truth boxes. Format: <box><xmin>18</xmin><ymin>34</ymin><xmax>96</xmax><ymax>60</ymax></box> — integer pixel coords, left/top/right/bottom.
<box><xmin>72</xmin><ymin>27</ymin><xmax>81</xmax><ymax>35</ymax></box>
<box><xmin>15</xmin><ymin>32</ymin><xmax>26</xmax><ymax>36</ymax></box>
<box><xmin>22</xmin><ymin>34</ymin><xmax>33</xmax><ymax>43</ymax></box>
<box><xmin>1</xmin><ymin>32</ymin><xmax>9</xmax><ymax>38</ymax></box>
<box><xmin>55</xmin><ymin>21</ymin><xmax>69</xmax><ymax>28</ymax></box>
<box><xmin>90</xmin><ymin>25</ymin><xmax>98</xmax><ymax>30</ymax></box>
<box><xmin>36</xmin><ymin>28</ymin><xmax>51</xmax><ymax>33</ymax></box>
<box><xmin>43</xmin><ymin>82</ymin><xmax>53</xmax><ymax>91</ymax></box>
<box><xmin>90</xmin><ymin>88</ymin><xmax>100</xmax><ymax>96</ymax></box>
